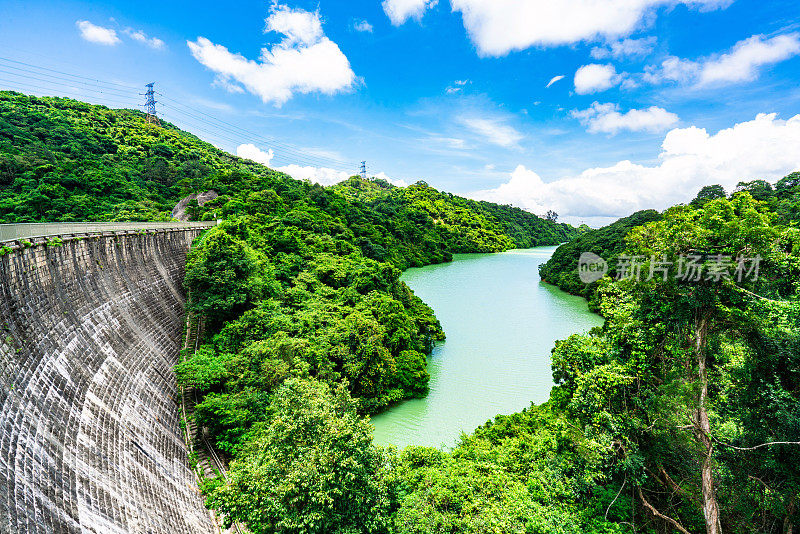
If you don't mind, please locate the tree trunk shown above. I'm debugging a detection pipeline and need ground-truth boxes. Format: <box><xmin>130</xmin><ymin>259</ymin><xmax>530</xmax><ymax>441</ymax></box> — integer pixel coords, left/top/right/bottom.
<box><xmin>693</xmin><ymin>309</ymin><xmax>722</xmax><ymax>534</ymax></box>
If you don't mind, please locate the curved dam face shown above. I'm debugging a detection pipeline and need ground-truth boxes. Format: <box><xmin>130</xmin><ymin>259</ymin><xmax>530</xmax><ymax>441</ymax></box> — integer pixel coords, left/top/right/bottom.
<box><xmin>0</xmin><ymin>229</ymin><xmax>215</xmax><ymax>533</ymax></box>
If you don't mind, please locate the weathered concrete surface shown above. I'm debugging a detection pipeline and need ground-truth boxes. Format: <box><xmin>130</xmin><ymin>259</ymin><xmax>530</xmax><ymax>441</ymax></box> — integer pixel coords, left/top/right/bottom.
<box><xmin>0</xmin><ymin>230</ymin><xmax>215</xmax><ymax>533</ymax></box>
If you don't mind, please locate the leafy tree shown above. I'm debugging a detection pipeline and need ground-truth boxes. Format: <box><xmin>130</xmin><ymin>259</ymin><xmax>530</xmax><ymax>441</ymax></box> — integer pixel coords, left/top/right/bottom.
<box><xmin>734</xmin><ymin>179</ymin><xmax>774</xmax><ymax>202</ymax></box>
<box><xmin>691</xmin><ymin>184</ymin><xmax>726</xmax><ymax>207</ymax></box>
<box><xmin>206</xmin><ymin>379</ymin><xmax>393</xmax><ymax>534</ymax></box>
<box><xmin>184</xmin><ymin>225</ymin><xmax>275</xmax><ymax>325</ymax></box>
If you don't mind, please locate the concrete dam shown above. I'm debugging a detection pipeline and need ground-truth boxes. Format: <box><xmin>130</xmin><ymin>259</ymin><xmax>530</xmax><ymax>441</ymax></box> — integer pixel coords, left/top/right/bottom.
<box><xmin>0</xmin><ymin>223</ymin><xmax>217</xmax><ymax>533</ymax></box>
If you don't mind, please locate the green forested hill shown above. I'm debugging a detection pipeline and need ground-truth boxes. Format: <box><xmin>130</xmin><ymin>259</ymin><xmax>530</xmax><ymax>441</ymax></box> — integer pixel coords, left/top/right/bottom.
<box><xmin>194</xmin><ymin>176</ymin><xmax>800</xmax><ymax>534</ymax></box>
<box><xmin>334</xmin><ymin>176</ymin><xmax>578</xmax><ymax>252</ymax></box>
<box><xmin>540</xmin><ymin>176</ymin><xmax>800</xmax><ymax>307</ymax></box>
<box><xmin>0</xmin><ymin>90</ymin><xmax>576</xmax><ymax>256</ymax></box>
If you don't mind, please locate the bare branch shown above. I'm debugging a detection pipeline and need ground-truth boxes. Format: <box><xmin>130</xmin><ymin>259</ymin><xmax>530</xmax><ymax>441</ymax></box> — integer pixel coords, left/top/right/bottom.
<box><xmin>605</xmin><ymin>475</ymin><xmax>626</xmax><ymax>521</ymax></box>
<box><xmin>713</xmin><ymin>436</ymin><xmax>800</xmax><ymax>451</ymax></box>
<box><xmin>637</xmin><ymin>486</ymin><xmax>692</xmax><ymax>534</ymax></box>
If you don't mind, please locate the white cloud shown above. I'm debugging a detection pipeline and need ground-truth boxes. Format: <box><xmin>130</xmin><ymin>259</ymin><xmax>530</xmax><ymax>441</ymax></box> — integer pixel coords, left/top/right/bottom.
<box><xmin>474</xmin><ymin>113</ymin><xmax>800</xmax><ymax>221</ymax></box>
<box><xmin>546</xmin><ymin>75</ymin><xmax>565</xmax><ymax>88</ymax></box>
<box><xmin>698</xmin><ymin>33</ymin><xmax>800</xmax><ymax>85</ymax></box>
<box><xmin>277</xmin><ymin>165</ymin><xmax>408</xmax><ymax>187</ymax></box>
<box><xmin>574</xmin><ymin>64</ymin><xmax>621</xmax><ymax>94</ymax></box>
<box><xmin>591</xmin><ymin>36</ymin><xmax>656</xmax><ymax>59</ymax></box>
<box><xmin>124</xmin><ymin>28</ymin><xmax>165</xmax><ymax>49</ymax></box>
<box><xmin>572</xmin><ymin>102</ymin><xmax>679</xmax><ymax>134</ymax></box>
<box><xmin>237</xmin><ymin>143</ymin><xmax>274</xmax><ymax>165</ymax></box>
<box><xmin>353</xmin><ymin>19</ymin><xmax>374</xmax><ymax>33</ymax></box>
<box><xmin>278</xmin><ymin>164</ymin><xmax>351</xmax><ymax>186</ymax></box>
<box><xmin>188</xmin><ymin>4</ymin><xmax>356</xmax><ymax>106</ymax></box>
<box><xmin>448</xmin><ymin>0</ymin><xmax>729</xmax><ymax>57</ymax></box>
<box><xmin>76</xmin><ymin>20</ymin><xmax>120</xmax><ymax>46</ymax></box>
<box><xmin>458</xmin><ymin>116</ymin><xmax>523</xmax><ymax>148</ymax></box>
<box><xmin>373</xmin><ymin>172</ymin><xmax>409</xmax><ymax>187</ymax></box>
<box><xmin>643</xmin><ymin>56</ymin><xmax>699</xmax><ymax>83</ymax></box>
<box><xmin>383</xmin><ymin>0</ymin><xmax>438</xmax><ymax>25</ymax></box>
<box><xmin>644</xmin><ymin>33</ymin><xmax>800</xmax><ymax>87</ymax></box>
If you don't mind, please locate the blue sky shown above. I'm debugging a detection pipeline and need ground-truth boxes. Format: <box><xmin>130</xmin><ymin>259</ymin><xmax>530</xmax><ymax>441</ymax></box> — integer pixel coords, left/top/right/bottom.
<box><xmin>1</xmin><ymin>0</ymin><xmax>799</xmax><ymax>225</ymax></box>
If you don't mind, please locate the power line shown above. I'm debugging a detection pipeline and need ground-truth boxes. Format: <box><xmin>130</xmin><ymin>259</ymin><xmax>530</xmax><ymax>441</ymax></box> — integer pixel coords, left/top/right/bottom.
<box><xmin>156</xmin><ymin>92</ymin><xmax>356</xmax><ymax>168</ymax></box>
<box><xmin>0</xmin><ymin>55</ymin><xmax>351</xmax><ymax>166</ymax></box>
<box><xmin>158</xmin><ymin>102</ymin><xmax>355</xmax><ymax>172</ymax></box>
<box><xmin>0</xmin><ymin>56</ymin><xmax>140</xmax><ymax>91</ymax></box>
<box><xmin>0</xmin><ymin>67</ymin><xmax>134</xmax><ymax>100</ymax></box>
<box><xmin>0</xmin><ymin>78</ymin><xmax>139</xmax><ymax>109</ymax></box>
<box><xmin>0</xmin><ymin>59</ymin><xmax>362</xmax><ymax>175</ymax></box>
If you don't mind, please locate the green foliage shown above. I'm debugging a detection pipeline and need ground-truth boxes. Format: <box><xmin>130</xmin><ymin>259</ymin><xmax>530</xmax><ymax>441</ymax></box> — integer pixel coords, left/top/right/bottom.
<box><xmin>543</xmin><ymin>192</ymin><xmax>800</xmax><ymax>533</ymax></box>
<box><xmin>0</xmin><ymin>91</ymin><xmax>211</xmax><ymax>221</ymax></box>
<box><xmin>691</xmin><ymin>184</ymin><xmax>727</xmax><ymax>207</ymax></box>
<box><xmin>538</xmin><ymin>210</ymin><xmax>663</xmax><ymax>306</ymax></box>
<box><xmin>185</xmin><ymin>225</ymin><xmax>275</xmax><ymax>325</ymax></box>
<box><xmin>393</xmin><ymin>405</ymin><xmax>628</xmax><ymax>534</ymax></box>
<box><xmin>206</xmin><ymin>379</ymin><xmax>393</xmax><ymax>534</ymax></box>
<box><xmin>734</xmin><ymin>179</ymin><xmax>774</xmax><ymax>202</ymax></box>
<box><xmin>19</xmin><ymin>90</ymin><xmax>799</xmax><ymax>533</ymax></box>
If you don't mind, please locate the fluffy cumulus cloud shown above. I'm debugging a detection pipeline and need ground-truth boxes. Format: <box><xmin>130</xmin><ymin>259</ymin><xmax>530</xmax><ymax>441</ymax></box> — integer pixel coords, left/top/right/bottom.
<box><xmin>572</xmin><ymin>102</ymin><xmax>679</xmax><ymax>134</ymax></box>
<box><xmin>447</xmin><ymin>0</ymin><xmax>729</xmax><ymax>57</ymax></box>
<box><xmin>699</xmin><ymin>33</ymin><xmax>800</xmax><ymax>85</ymax></box>
<box><xmin>458</xmin><ymin>116</ymin><xmax>523</xmax><ymax>148</ymax></box>
<box><xmin>474</xmin><ymin>113</ymin><xmax>800</xmax><ymax>222</ymax></box>
<box><xmin>277</xmin><ymin>164</ymin><xmax>351</xmax><ymax>186</ymax></box>
<box><xmin>188</xmin><ymin>4</ymin><xmax>356</xmax><ymax>106</ymax></box>
<box><xmin>76</xmin><ymin>20</ymin><xmax>120</xmax><ymax>46</ymax></box>
<box><xmin>546</xmin><ymin>75</ymin><xmax>565</xmax><ymax>88</ymax></box>
<box><xmin>236</xmin><ymin>143</ymin><xmax>274</xmax><ymax>165</ymax></box>
<box><xmin>645</xmin><ymin>33</ymin><xmax>800</xmax><ymax>86</ymax></box>
<box><xmin>591</xmin><ymin>36</ymin><xmax>656</xmax><ymax>59</ymax></box>
<box><xmin>574</xmin><ymin>64</ymin><xmax>621</xmax><ymax>94</ymax></box>
<box><xmin>124</xmin><ymin>28</ymin><xmax>165</xmax><ymax>49</ymax></box>
<box><xmin>383</xmin><ymin>0</ymin><xmax>438</xmax><ymax>25</ymax></box>
<box><xmin>277</xmin><ymin>165</ymin><xmax>408</xmax><ymax>187</ymax></box>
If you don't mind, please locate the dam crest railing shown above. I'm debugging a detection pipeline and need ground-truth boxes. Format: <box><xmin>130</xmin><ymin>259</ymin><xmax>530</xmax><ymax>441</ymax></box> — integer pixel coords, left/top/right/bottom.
<box><xmin>0</xmin><ymin>221</ymin><xmax>217</xmax><ymax>245</ymax></box>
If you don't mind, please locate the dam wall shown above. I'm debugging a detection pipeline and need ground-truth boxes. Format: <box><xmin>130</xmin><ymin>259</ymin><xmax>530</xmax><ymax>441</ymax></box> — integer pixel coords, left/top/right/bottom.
<box><xmin>0</xmin><ymin>225</ymin><xmax>216</xmax><ymax>533</ymax></box>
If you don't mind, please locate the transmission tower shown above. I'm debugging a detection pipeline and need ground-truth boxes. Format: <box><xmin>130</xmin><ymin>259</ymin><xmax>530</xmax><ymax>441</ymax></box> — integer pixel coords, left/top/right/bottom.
<box><xmin>360</xmin><ymin>161</ymin><xmax>367</xmax><ymax>180</ymax></box>
<box><xmin>143</xmin><ymin>82</ymin><xmax>158</xmax><ymax>124</ymax></box>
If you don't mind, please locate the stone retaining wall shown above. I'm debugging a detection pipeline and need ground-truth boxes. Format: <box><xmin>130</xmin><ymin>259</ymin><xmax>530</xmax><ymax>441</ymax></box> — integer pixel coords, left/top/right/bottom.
<box><xmin>0</xmin><ymin>229</ymin><xmax>215</xmax><ymax>533</ymax></box>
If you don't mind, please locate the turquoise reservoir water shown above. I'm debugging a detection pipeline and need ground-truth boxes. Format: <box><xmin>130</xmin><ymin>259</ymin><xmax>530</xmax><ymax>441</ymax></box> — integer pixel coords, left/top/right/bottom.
<box><xmin>370</xmin><ymin>246</ymin><xmax>603</xmax><ymax>449</ymax></box>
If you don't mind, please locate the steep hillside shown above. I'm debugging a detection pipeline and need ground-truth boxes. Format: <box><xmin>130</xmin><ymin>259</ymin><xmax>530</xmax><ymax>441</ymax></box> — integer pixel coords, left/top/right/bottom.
<box><xmin>334</xmin><ymin>176</ymin><xmax>578</xmax><ymax>252</ymax></box>
<box><xmin>0</xmin><ymin>91</ymin><xmax>575</xmax><ymax>264</ymax></box>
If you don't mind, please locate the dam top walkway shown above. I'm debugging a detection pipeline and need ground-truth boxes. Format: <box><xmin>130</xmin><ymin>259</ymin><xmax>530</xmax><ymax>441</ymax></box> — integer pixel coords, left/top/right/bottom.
<box><xmin>0</xmin><ymin>221</ymin><xmax>216</xmax><ymax>244</ymax></box>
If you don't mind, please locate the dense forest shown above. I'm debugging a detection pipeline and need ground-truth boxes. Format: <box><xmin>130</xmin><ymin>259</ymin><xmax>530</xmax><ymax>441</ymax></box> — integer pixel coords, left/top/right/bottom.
<box><xmin>540</xmin><ymin>178</ymin><xmax>800</xmax><ymax>306</ymax></box>
<box><xmin>2</xmin><ymin>91</ymin><xmax>799</xmax><ymax>534</ymax></box>
<box><xmin>190</xmin><ymin>176</ymin><xmax>800</xmax><ymax>534</ymax></box>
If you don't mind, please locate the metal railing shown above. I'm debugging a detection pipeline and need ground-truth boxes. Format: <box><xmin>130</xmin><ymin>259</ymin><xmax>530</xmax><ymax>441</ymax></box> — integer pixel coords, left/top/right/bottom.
<box><xmin>0</xmin><ymin>221</ymin><xmax>216</xmax><ymax>243</ymax></box>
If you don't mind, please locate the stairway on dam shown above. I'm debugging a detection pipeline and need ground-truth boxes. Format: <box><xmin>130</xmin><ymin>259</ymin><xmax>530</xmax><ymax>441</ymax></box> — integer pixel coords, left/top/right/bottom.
<box><xmin>0</xmin><ymin>224</ymin><xmax>217</xmax><ymax>533</ymax></box>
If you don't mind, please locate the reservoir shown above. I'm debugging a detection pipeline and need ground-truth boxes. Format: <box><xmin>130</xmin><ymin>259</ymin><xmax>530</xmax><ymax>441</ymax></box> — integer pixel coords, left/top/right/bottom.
<box><xmin>370</xmin><ymin>246</ymin><xmax>603</xmax><ymax>449</ymax></box>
